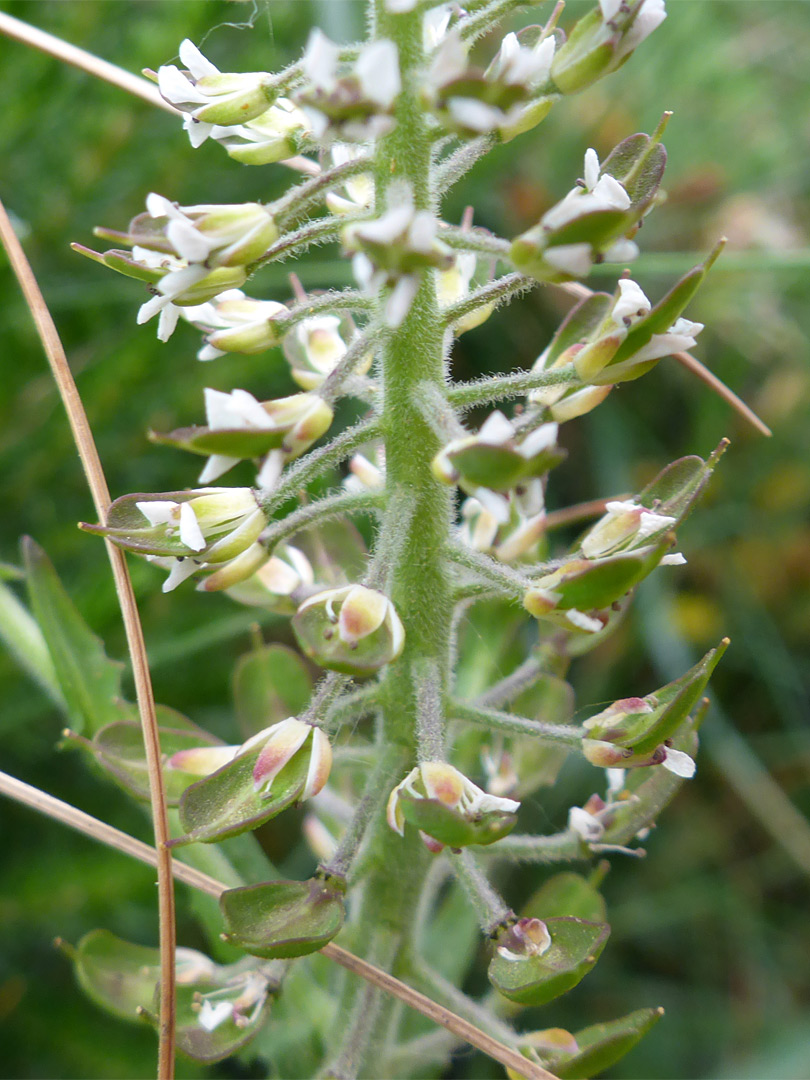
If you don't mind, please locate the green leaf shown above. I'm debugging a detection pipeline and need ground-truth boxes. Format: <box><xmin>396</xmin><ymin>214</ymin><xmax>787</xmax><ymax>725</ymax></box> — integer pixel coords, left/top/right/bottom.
<box><xmin>233</xmin><ymin>644</ymin><xmax>312</xmax><ymax>739</ymax></box>
<box><xmin>0</xmin><ymin>576</ymin><xmax>62</xmax><ymax>706</ymax></box>
<box><xmin>549</xmin><ymin>1007</ymin><xmax>665</xmax><ymax>1078</ymax></box>
<box><xmin>70</xmin><ymin>708</ymin><xmax>225</xmax><ymax>805</ymax></box>
<box><xmin>173</xmin><ymin>739</ymin><xmax>311</xmax><ymax>846</ymax></box>
<box><xmin>522</xmin><ymin>873</ymin><xmax>607</xmax><ymax>924</ymax></box>
<box><xmin>488</xmin><ymin>917</ymin><xmax>610</xmax><ymax>1006</ymax></box>
<box><xmin>23</xmin><ymin>538</ymin><xmax>131</xmax><ymax>734</ymax></box>
<box><xmin>220</xmin><ymin>875</ymin><xmax>346</xmax><ymax>959</ymax></box>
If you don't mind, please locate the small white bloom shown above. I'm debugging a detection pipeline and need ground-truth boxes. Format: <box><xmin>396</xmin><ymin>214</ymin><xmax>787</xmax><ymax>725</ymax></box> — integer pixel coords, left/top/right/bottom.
<box><xmin>606</xmin><ymin>768</ymin><xmax>626</xmax><ymax>798</ymax></box>
<box><xmin>621</xmin><ymin>0</ymin><xmax>667</xmax><ymax>59</ymax></box>
<box><xmin>423</xmin><ymin>4</ymin><xmax>454</xmax><ymax>50</ymax></box>
<box><xmin>602</xmin><ymin>237</ymin><xmax>640</xmax><ymax>264</ymax></box>
<box><xmin>568</xmin><ymin>805</ymin><xmax>605</xmax><ymax>842</ymax></box>
<box><xmin>612</xmin><ymin>279</ymin><xmax>652</xmax><ymax>326</ymax></box>
<box><xmin>629</xmin><ymin>317</ymin><xmax>704</xmax><ymax>364</ymax></box>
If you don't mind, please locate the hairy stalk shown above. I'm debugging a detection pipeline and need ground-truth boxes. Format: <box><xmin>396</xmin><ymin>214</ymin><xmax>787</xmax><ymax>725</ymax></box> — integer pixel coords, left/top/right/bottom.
<box><xmin>259</xmin><ymin>489</ymin><xmax>383</xmax><ymax>546</ymax></box>
<box><xmin>447</xmin><ymin>363</ymin><xmax>579</xmax><ymax>408</ymax></box>
<box><xmin>330</xmin><ymin>4</ymin><xmax>458</xmax><ymax>1074</ymax></box>
<box><xmin>265</xmin><ymin>417</ymin><xmax>381</xmax><ymax>511</ymax></box>
<box><xmin>450</xmin><ymin>849</ymin><xmax>512</xmax><ymax>933</ymax></box>
<box><xmin>0</xmin><ymin>198</ymin><xmax>177</xmax><ymax>1080</ymax></box>
<box><xmin>442</xmin><ymin>225</ymin><xmax>512</xmax><ymax>258</ymax></box>
<box><xmin>451</xmin><ymin>699</ymin><xmax>584</xmax><ymax>745</ymax></box>
<box><xmin>441</xmin><ymin>271</ymin><xmax>537</xmax><ymax>327</ymax></box>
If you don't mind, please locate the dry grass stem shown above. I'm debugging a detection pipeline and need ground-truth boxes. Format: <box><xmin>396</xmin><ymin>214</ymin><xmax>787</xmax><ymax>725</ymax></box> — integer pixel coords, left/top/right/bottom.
<box><xmin>0</xmin><ymin>11</ymin><xmax>319</xmax><ymax>176</ymax></box>
<box><xmin>0</xmin><ymin>199</ymin><xmax>177</xmax><ymax>1080</ymax></box>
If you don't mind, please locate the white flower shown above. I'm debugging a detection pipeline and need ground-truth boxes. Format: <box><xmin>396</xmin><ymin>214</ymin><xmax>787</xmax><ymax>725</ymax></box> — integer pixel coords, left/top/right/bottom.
<box><xmin>181</xmin><ymin>290</ymin><xmax>287</xmax><ymax>361</ymax></box>
<box><xmin>612</xmin><ymin>279</ymin><xmax>652</xmax><ymax>326</ymax></box>
<box><xmin>387</xmin><ymin>761</ymin><xmax>520</xmax><ymax>837</ymax></box>
<box><xmin>194</xmin><ymin>972</ymin><xmax>269</xmax><ymax>1032</ymax></box>
<box><xmin>580</xmin><ymin>499</ymin><xmax>676</xmax><ymax>559</ymax></box>
<box><xmin>629</xmin><ymin>317</ymin><xmax>704</xmax><ymax>363</ymax></box>
<box><xmin>541</xmin><ymin>150</ymin><xmax>631</xmax><ymax>231</ymax></box>
<box><xmin>620</xmin><ymin>0</ymin><xmax>667</xmax><ymax>60</ymax></box>
<box><xmin>568</xmin><ymin>805</ymin><xmax>605</xmax><ymax>842</ymax></box>
<box><xmin>197</xmin><ymin>387</ymin><xmax>278</xmax><ymax>482</ymax></box>
<box><xmin>424</xmin><ymin>4</ymin><xmax>454</xmax><ymax>49</ymax></box>
<box><xmin>491</xmin><ymin>32</ymin><xmax>556</xmax><ymax>88</ymax></box>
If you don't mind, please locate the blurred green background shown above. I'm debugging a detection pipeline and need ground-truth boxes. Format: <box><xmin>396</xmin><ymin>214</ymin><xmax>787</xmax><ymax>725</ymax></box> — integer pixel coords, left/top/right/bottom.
<box><xmin>0</xmin><ymin>1</ymin><xmax>809</xmax><ymax>1077</ymax></box>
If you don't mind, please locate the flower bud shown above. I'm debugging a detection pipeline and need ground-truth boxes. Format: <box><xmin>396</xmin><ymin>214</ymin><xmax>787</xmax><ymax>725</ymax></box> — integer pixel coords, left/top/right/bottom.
<box><xmin>214</xmin><ymin>99</ymin><xmax>312</xmax><ymax>164</ymax></box>
<box><xmin>387</xmin><ymin>762</ymin><xmax>520</xmax><ymax>849</ymax></box>
<box><xmin>495</xmin><ymin>918</ymin><xmax>552</xmax><ymax>962</ymax></box>
<box><xmin>81</xmin><ymin>487</ymin><xmax>266</xmax><ymax>562</ymax></box>
<box><xmin>433</xmin><ymin>412</ymin><xmax>564</xmax><ymax>520</ymax></box>
<box><xmin>551</xmin><ymin>0</ymin><xmax>666</xmax><ymax>96</ymax></box>
<box><xmin>140</xmin><ymin>194</ymin><xmax>278</xmax><ymax>268</ymax></box>
<box><xmin>282</xmin><ymin>313</ymin><xmax>370</xmax><ymax>390</ymax></box>
<box><xmin>251</xmin><ymin>717</ymin><xmax>332</xmax><ymax>801</ymax></box>
<box><xmin>489</xmin><ymin>917</ymin><xmax>610</xmax><ymax>1006</ymax></box>
<box><xmin>181</xmin><ymin>291</ymin><xmax>288</xmax><ymax>360</ymax></box>
<box><xmin>579</xmin><ymin>499</ymin><xmax>676</xmax><ymax>559</ymax></box>
<box><xmin>225</xmin><ymin>544</ymin><xmax>315</xmax><ymax>611</ymax></box>
<box><xmin>296</xmin><ymin>32</ymin><xmax>401</xmax><ymax>141</ymax></box>
<box><xmin>157</xmin><ymin>40</ymin><xmax>276</xmax><ymax>130</ymax></box>
<box><xmin>292</xmin><ymin>585</ymin><xmax>405</xmax><ymax>676</ymax></box>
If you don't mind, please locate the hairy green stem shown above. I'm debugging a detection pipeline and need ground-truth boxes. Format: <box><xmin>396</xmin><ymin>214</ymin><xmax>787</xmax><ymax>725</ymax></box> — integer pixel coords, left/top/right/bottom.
<box><xmin>447</xmin><ymin>363</ymin><xmax>579</xmax><ymax>408</ymax></box>
<box><xmin>260</xmin><ymin>488</ymin><xmax>383</xmax><ymax>545</ymax></box>
<box><xmin>450</xmin><ymin>699</ymin><xmax>584</xmax><ymax>746</ymax></box>
<box><xmin>327</xmin><ymin>5</ymin><xmax>458</xmax><ymax>1073</ymax></box>
<box><xmin>449</xmin><ymin>849</ymin><xmax>513</xmax><ymax>934</ymax></box>
<box><xmin>441</xmin><ymin>271</ymin><xmax>537</xmax><ymax>328</ymax></box>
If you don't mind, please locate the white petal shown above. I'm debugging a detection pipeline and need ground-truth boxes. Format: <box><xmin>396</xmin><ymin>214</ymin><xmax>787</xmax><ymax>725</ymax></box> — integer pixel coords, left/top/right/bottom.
<box><xmin>256</xmin><ymin>449</ymin><xmax>284</xmax><ymax>492</ymax></box>
<box><xmin>157</xmin><ymin>264</ymin><xmax>208</xmax><ymax>299</ymax></box>
<box><xmin>478</xmin><ymin>410</ymin><xmax>514</xmax><ymax>445</ymax></box>
<box><xmin>408</xmin><ymin>210</ymin><xmax>437</xmax><ymax>252</ymax></box>
<box><xmin>544</xmin><ymin>243</ymin><xmax>593</xmax><ymax>277</ymax></box>
<box><xmin>179</xmin><ymin>502</ymin><xmax>206</xmax><ymax>551</ymax></box>
<box><xmin>199</xmin><ymin>454</ymin><xmax>239</xmax><ymax>484</ymax></box>
<box><xmin>145</xmin><ymin>191</ymin><xmax>176</xmax><ymax>219</ymax></box>
<box><xmin>197</xmin><ymin>1000</ymin><xmax>233</xmax><ymax>1032</ymax></box>
<box><xmin>157</xmin><ymin>303</ymin><xmax>180</xmax><ymax>342</ymax></box>
<box><xmin>384</xmin><ymin>275</ymin><xmax>419</xmax><ymax>328</ymax></box>
<box><xmin>637</xmin><ymin>509</ymin><xmax>676</xmax><ymax>538</ymax></box>
<box><xmin>592</xmin><ymin>173</ymin><xmax>631</xmax><ymax>211</ymax></box>
<box><xmin>161</xmin><ymin>558</ymin><xmax>201</xmax><ymax>593</ymax></box>
<box><xmin>600</xmin><ymin>0</ymin><xmax>623</xmax><ymax>19</ymax></box>
<box><xmin>520</xmin><ymin>422</ymin><xmax>558</xmax><ymax>458</ymax></box>
<box><xmin>179</xmin><ymin>38</ymin><xmax>220</xmax><ymax>80</ymax></box>
<box><xmin>583</xmin><ymin>148</ymin><xmax>600</xmax><ymax>191</ymax></box>
<box><xmin>184</xmin><ymin>115</ymin><xmax>213</xmax><ymax>147</ymax></box>
<box><xmin>137</xmin><ymin>294</ymin><xmax>171</xmax><ymax>324</ymax></box>
<box><xmin>660</xmin><ymin>552</ymin><xmax>687</xmax><ymax>566</ymax></box>
<box><xmin>565</xmin><ymin>609</ymin><xmax>603</xmax><ymax>633</ymax></box>
<box><xmin>447</xmin><ymin>97</ymin><xmax>502</xmax><ymax>133</ymax></box>
<box><xmin>136</xmin><ymin>500</ymin><xmax>178</xmax><ymax>526</ymax></box>
<box><xmin>386</xmin><ymin>0</ymin><xmax>417</xmax><ymax>10</ymax></box>
<box><xmin>662</xmin><ymin>747</ymin><xmax>695</xmax><ymax>778</ymax></box>
<box><xmin>356</xmin><ymin>40</ymin><xmax>401</xmax><ymax>109</ymax></box>
<box><xmin>198</xmin><ymin>343</ymin><xmax>226</xmax><ymax>362</ymax></box>
<box><xmin>474</xmin><ymin>486</ymin><xmax>511</xmax><ymax>524</ymax></box>
<box><xmin>606</xmin><ymin>768</ymin><xmax>626</xmax><ymax>798</ymax></box>
<box><xmin>568</xmin><ymin>806</ymin><xmax>604</xmax><ymax>841</ymax></box>
<box><xmin>612</xmin><ymin>279</ymin><xmax>651</xmax><ymax>325</ymax></box>
<box><xmin>302</xmin><ymin>29</ymin><xmax>339</xmax><ymax>89</ymax></box>
<box><xmin>166</xmin><ymin>219</ymin><xmax>213</xmax><ymax>263</ymax></box>
<box><xmin>230</xmin><ymin>388</ymin><xmax>275</xmax><ymax>428</ymax></box>
<box><xmin>602</xmin><ymin>237</ymin><xmax>640</xmax><ymax>264</ymax></box>
<box><xmin>158</xmin><ymin>65</ymin><xmax>206</xmax><ymax>105</ymax></box>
